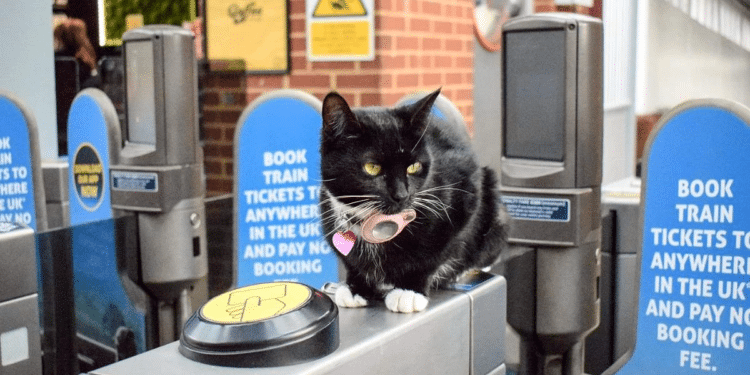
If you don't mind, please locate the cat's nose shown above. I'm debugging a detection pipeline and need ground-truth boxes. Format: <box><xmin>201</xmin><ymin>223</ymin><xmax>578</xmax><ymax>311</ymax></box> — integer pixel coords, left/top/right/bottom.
<box><xmin>390</xmin><ymin>187</ymin><xmax>409</xmax><ymax>204</ymax></box>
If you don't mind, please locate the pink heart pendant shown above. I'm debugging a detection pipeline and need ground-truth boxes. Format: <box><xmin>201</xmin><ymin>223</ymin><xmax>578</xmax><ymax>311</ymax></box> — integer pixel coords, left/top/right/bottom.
<box><xmin>332</xmin><ymin>230</ymin><xmax>356</xmax><ymax>256</ymax></box>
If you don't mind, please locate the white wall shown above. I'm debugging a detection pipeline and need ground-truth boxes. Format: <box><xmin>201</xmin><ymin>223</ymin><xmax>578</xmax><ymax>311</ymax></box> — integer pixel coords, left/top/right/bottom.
<box><xmin>0</xmin><ymin>0</ymin><xmax>58</xmax><ymax>159</ymax></box>
<box><xmin>636</xmin><ymin>0</ymin><xmax>750</xmax><ymax>113</ymax></box>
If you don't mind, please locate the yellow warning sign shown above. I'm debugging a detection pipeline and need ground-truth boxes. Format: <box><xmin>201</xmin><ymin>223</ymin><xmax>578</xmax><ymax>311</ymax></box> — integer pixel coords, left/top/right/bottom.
<box><xmin>201</xmin><ymin>282</ymin><xmax>312</xmax><ymax>324</ymax></box>
<box><xmin>311</xmin><ymin>21</ymin><xmax>371</xmax><ymax>57</ymax></box>
<box><xmin>313</xmin><ymin>0</ymin><xmax>367</xmax><ymax>17</ymax></box>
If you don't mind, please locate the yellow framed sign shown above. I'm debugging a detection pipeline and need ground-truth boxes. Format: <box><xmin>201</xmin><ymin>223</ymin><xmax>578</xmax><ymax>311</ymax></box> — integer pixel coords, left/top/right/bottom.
<box><xmin>306</xmin><ymin>0</ymin><xmax>375</xmax><ymax>61</ymax></box>
<box><xmin>205</xmin><ymin>0</ymin><xmax>289</xmax><ymax>73</ymax></box>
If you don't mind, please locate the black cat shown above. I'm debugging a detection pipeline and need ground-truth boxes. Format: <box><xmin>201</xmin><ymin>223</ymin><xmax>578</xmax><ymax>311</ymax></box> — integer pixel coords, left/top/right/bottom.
<box><xmin>319</xmin><ymin>89</ymin><xmax>508</xmax><ymax>313</ymax></box>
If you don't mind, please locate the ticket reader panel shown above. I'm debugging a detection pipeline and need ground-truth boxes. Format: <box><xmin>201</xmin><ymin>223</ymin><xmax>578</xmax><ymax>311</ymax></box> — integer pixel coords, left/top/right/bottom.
<box><xmin>500</xmin><ymin>13</ymin><xmax>602</xmax><ymax>375</ymax></box>
<box><xmin>111</xmin><ymin>26</ymin><xmax>207</xmax><ymax>343</ymax></box>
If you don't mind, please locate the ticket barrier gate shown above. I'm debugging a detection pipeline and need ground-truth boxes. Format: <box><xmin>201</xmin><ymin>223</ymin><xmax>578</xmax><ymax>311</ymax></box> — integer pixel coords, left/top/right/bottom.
<box><xmin>91</xmin><ymin>272</ymin><xmax>507</xmax><ymax>375</ymax></box>
<box><xmin>0</xmin><ymin>223</ymin><xmax>42</xmax><ymax>374</ymax></box>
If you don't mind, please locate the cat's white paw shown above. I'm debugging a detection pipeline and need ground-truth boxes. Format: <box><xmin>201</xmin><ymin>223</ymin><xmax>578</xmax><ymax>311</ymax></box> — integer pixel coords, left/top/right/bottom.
<box><xmin>334</xmin><ymin>284</ymin><xmax>368</xmax><ymax>308</ymax></box>
<box><xmin>384</xmin><ymin>288</ymin><xmax>429</xmax><ymax>313</ymax></box>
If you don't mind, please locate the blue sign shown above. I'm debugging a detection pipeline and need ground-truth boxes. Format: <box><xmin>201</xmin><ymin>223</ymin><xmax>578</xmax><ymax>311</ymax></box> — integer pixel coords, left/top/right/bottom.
<box><xmin>612</xmin><ymin>101</ymin><xmax>750</xmax><ymax>374</ymax></box>
<box><xmin>68</xmin><ymin>89</ymin><xmax>120</xmax><ymax>224</ymax></box>
<box><xmin>67</xmin><ymin>90</ymin><xmax>148</xmax><ymax>356</ymax></box>
<box><xmin>235</xmin><ymin>90</ymin><xmax>338</xmax><ymax>288</ymax></box>
<box><xmin>0</xmin><ymin>94</ymin><xmax>38</xmax><ymax>230</ymax></box>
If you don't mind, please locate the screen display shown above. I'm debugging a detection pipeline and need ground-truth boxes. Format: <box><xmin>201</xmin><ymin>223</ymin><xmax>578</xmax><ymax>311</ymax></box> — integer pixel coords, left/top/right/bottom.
<box><xmin>503</xmin><ymin>29</ymin><xmax>566</xmax><ymax>161</ymax></box>
<box><xmin>125</xmin><ymin>40</ymin><xmax>156</xmax><ymax>145</ymax></box>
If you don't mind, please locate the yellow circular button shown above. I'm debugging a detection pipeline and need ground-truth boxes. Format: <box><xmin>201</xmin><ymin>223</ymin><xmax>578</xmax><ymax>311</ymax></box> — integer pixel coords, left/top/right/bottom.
<box><xmin>201</xmin><ymin>282</ymin><xmax>312</xmax><ymax>324</ymax></box>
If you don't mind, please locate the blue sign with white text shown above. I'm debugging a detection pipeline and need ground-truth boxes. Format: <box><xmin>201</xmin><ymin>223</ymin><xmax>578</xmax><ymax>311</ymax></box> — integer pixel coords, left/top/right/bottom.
<box><xmin>614</xmin><ymin>101</ymin><xmax>750</xmax><ymax>374</ymax></box>
<box><xmin>68</xmin><ymin>91</ymin><xmax>117</xmax><ymax>224</ymax></box>
<box><xmin>0</xmin><ymin>96</ymin><xmax>37</xmax><ymax>230</ymax></box>
<box><xmin>235</xmin><ymin>91</ymin><xmax>338</xmax><ymax>288</ymax></box>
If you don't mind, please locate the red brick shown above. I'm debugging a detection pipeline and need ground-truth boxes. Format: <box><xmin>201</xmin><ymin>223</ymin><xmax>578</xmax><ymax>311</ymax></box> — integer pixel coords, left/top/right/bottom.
<box><xmin>456</xmin><ymin>23</ymin><xmax>473</xmax><ymax>35</ymax></box>
<box><xmin>410</xmin><ymin>18</ymin><xmax>430</xmax><ymax>32</ymax></box>
<box><xmin>206</xmin><ymin>178</ymin><xmax>233</xmax><ymax>195</ymax></box>
<box><xmin>535</xmin><ymin>4</ymin><xmax>557</xmax><ymax>12</ymax></box>
<box><xmin>446</xmin><ymin>73</ymin><xmax>463</xmax><ymax>85</ymax></box>
<box><xmin>380</xmin><ymin>15</ymin><xmax>406</xmax><ymax>31</ymax></box>
<box><xmin>445</xmin><ymin>39</ymin><xmax>463</xmax><ymax>51</ymax></box>
<box><xmin>397</xmin><ymin>36</ymin><xmax>419</xmax><ymax>50</ymax></box>
<box><xmin>423</xmin><ymin>37</ymin><xmax>441</xmax><ymax>50</ymax></box>
<box><xmin>455</xmin><ymin>88</ymin><xmax>472</xmax><ymax>101</ymax></box>
<box><xmin>379</xmin><ymin>74</ymin><xmax>394</xmax><ymax>89</ymax></box>
<box><xmin>246</xmin><ymin>76</ymin><xmax>284</xmax><ymax>88</ymax></box>
<box><xmin>382</xmin><ymin>55</ymin><xmax>407</xmax><ymax>69</ymax></box>
<box><xmin>396</xmin><ymin>73</ymin><xmax>419</xmax><ymax>88</ymax></box>
<box><xmin>359</xmin><ymin>56</ymin><xmax>382</xmax><ymax>70</ymax></box>
<box><xmin>423</xmin><ymin>73</ymin><xmax>442</xmax><ymax>86</ymax></box>
<box><xmin>202</xmin><ymin>110</ymin><xmax>222</xmax><ymax>123</ymax></box>
<box><xmin>409</xmin><ymin>55</ymin><xmax>419</xmax><ymax>69</ymax></box>
<box><xmin>203</xmin><ymin>126</ymin><xmax>222</xmax><ymax>141</ymax></box>
<box><xmin>360</xmin><ymin>93</ymin><xmax>383</xmax><ymax>106</ymax></box>
<box><xmin>423</xmin><ymin>1</ymin><xmax>442</xmax><ymax>16</ymax></box>
<box><xmin>202</xmin><ymin>92</ymin><xmax>220</xmax><ymax>106</ymax></box>
<box><xmin>336</xmin><ymin>74</ymin><xmax>380</xmax><ymax>89</ymax></box>
<box><xmin>378</xmin><ymin>35</ymin><xmax>393</xmax><ymax>51</ymax></box>
<box><xmin>456</xmin><ymin>56</ymin><xmax>473</xmax><ymax>68</ymax></box>
<box><xmin>312</xmin><ymin>61</ymin><xmax>356</xmax><ymax>70</ymax></box>
<box><xmin>204</xmin><ymin>160</ymin><xmax>223</xmax><ymax>175</ymax></box>
<box><xmin>204</xmin><ymin>144</ymin><xmax>233</xmax><ymax>158</ymax></box>
<box><xmin>288</xmin><ymin>0</ymin><xmax>306</xmax><ymax>15</ymax></box>
<box><xmin>290</xmin><ymin>74</ymin><xmax>331</xmax><ymax>88</ymax></box>
<box><xmin>407</xmin><ymin>0</ymin><xmax>419</xmax><ymax>13</ymax></box>
<box><xmin>290</xmin><ymin>18</ymin><xmax>305</xmax><ymax>34</ymax></box>
<box><xmin>224</xmin><ymin>125</ymin><xmax>235</xmax><ymax>141</ymax></box>
<box><xmin>435</xmin><ymin>55</ymin><xmax>452</xmax><ymax>68</ymax></box>
<box><xmin>245</xmin><ymin>92</ymin><xmax>261</xmax><ymax>105</ymax></box>
<box><xmin>290</xmin><ymin>37</ymin><xmax>306</xmax><ymax>52</ymax></box>
<box><xmin>291</xmin><ymin>56</ymin><xmax>308</xmax><ymax>71</ymax></box>
<box><xmin>465</xmin><ymin>40</ymin><xmax>474</xmax><ymax>52</ymax></box>
<box><xmin>434</xmin><ymin>21</ymin><xmax>452</xmax><ymax>34</ymax></box>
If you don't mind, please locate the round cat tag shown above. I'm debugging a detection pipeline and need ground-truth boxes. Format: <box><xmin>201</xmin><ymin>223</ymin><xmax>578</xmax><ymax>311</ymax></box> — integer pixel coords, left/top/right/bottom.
<box><xmin>179</xmin><ymin>282</ymin><xmax>339</xmax><ymax>367</ymax></box>
<box><xmin>361</xmin><ymin>209</ymin><xmax>417</xmax><ymax>243</ymax></box>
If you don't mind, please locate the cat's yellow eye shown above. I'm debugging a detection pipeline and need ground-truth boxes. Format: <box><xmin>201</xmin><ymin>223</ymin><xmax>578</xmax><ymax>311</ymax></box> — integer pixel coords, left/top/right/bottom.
<box><xmin>407</xmin><ymin>162</ymin><xmax>422</xmax><ymax>174</ymax></box>
<box><xmin>363</xmin><ymin>162</ymin><xmax>382</xmax><ymax>176</ymax></box>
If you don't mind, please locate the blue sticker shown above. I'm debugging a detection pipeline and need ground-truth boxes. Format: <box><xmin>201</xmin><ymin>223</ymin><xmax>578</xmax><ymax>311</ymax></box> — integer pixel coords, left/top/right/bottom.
<box><xmin>235</xmin><ymin>94</ymin><xmax>338</xmax><ymax>288</ymax></box>
<box><xmin>616</xmin><ymin>104</ymin><xmax>750</xmax><ymax>374</ymax></box>
<box><xmin>501</xmin><ymin>196</ymin><xmax>570</xmax><ymax>222</ymax></box>
<box><xmin>111</xmin><ymin>171</ymin><xmax>158</xmax><ymax>192</ymax></box>
<box><xmin>68</xmin><ymin>93</ymin><xmax>115</xmax><ymax>224</ymax></box>
<box><xmin>0</xmin><ymin>96</ymin><xmax>37</xmax><ymax>230</ymax></box>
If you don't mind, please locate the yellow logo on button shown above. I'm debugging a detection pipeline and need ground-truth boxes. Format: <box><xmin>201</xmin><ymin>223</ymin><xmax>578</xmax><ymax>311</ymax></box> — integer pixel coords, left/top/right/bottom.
<box><xmin>201</xmin><ymin>282</ymin><xmax>312</xmax><ymax>324</ymax></box>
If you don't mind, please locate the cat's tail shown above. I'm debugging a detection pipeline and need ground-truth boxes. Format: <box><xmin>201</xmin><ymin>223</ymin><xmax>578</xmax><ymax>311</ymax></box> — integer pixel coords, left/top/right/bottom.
<box><xmin>475</xmin><ymin>167</ymin><xmax>510</xmax><ymax>268</ymax></box>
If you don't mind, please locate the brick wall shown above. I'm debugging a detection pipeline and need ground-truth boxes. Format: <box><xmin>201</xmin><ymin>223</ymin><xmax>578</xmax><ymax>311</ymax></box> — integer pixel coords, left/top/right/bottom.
<box><xmin>201</xmin><ymin>0</ymin><xmax>476</xmax><ymax>196</ymax></box>
<box><xmin>200</xmin><ymin>0</ymin><xmax>603</xmax><ymax>196</ymax></box>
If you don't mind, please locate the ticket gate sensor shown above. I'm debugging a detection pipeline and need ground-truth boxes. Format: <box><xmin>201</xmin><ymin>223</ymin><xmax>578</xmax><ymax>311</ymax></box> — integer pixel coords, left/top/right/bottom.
<box><xmin>110</xmin><ymin>25</ymin><xmax>207</xmax><ymax>344</ymax></box>
<box><xmin>500</xmin><ymin>13</ymin><xmax>603</xmax><ymax>375</ymax></box>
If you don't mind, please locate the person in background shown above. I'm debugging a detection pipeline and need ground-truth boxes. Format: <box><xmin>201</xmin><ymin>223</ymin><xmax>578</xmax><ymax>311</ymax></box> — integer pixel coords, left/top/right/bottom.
<box><xmin>54</xmin><ymin>17</ymin><xmax>101</xmax><ymax>88</ymax></box>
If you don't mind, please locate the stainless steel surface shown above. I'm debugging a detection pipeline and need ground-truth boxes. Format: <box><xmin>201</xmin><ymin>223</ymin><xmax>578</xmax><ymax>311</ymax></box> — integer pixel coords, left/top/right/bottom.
<box><xmin>92</xmin><ymin>276</ymin><xmax>507</xmax><ymax>375</ymax></box>
<box><xmin>0</xmin><ymin>225</ymin><xmax>36</xmax><ymax>302</ymax></box>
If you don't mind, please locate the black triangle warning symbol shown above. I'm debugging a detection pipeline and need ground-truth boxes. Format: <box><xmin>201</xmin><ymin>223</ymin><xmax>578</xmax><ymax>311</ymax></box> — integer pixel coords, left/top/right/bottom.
<box><xmin>313</xmin><ymin>0</ymin><xmax>368</xmax><ymax>17</ymax></box>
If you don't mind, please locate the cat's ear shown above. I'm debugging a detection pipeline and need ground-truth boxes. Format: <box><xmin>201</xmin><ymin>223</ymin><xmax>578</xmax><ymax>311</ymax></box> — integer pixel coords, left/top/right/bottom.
<box><xmin>322</xmin><ymin>92</ymin><xmax>359</xmax><ymax>137</ymax></box>
<box><xmin>404</xmin><ymin>88</ymin><xmax>441</xmax><ymax>131</ymax></box>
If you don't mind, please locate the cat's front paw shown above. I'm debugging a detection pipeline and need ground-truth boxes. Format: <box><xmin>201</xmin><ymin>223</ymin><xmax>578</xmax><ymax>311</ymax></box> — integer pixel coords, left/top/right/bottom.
<box><xmin>384</xmin><ymin>288</ymin><xmax>428</xmax><ymax>313</ymax></box>
<box><xmin>334</xmin><ymin>284</ymin><xmax>368</xmax><ymax>308</ymax></box>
